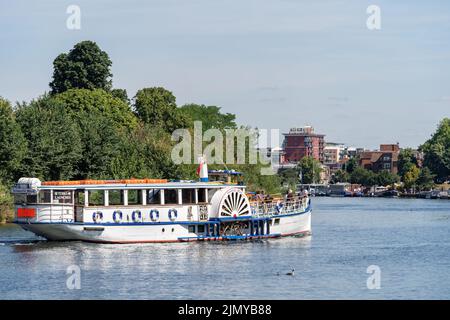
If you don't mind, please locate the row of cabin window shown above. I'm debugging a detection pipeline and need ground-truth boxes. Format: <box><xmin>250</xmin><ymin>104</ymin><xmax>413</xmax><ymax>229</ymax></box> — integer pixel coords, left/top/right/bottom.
<box><xmin>75</xmin><ymin>188</ymin><xmax>210</xmax><ymax>206</ymax></box>
<box><xmin>14</xmin><ymin>191</ymin><xmax>73</xmax><ymax>205</ymax></box>
<box><xmin>17</xmin><ymin>188</ymin><xmax>213</xmax><ymax>206</ymax></box>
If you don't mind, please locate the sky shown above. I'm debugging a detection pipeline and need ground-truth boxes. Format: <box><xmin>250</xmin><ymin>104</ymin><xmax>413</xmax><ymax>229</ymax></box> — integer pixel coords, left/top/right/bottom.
<box><xmin>1</xmin><ymin>0</ymin><xmax>449</xmax><ymax>150</ymax></box>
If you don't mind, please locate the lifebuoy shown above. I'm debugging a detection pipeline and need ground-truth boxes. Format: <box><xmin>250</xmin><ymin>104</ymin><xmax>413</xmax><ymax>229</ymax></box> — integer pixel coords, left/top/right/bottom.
<box><xmin>92</xmin><ymin>211</ymin><xmax>103</xmax><ymax>223</ymax></box>
<box><xmin>113</xmin><ymin>210</ymin><xmax>123</xmax><ymax>223</ymax></box>
<box><xmin>132</xmin><ymin>210</ymin><xmax>142</xmax><ymax>222</ymax></box>
<box><xmin>150</xmin><ymin>209</ymin><xmax>159</xmax><ymax>222</ymax></box>
<box><xmin>168</xmin><ymin>208</ymin><xmax>178</xmax><ymax>221</ymax></box>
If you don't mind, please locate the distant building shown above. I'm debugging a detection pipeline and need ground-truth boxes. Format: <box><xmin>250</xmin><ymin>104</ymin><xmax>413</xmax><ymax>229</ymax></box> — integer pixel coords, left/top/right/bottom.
<box><xmin>324</xmin><ymin>142</ymin><xmax>345</xmax><ymax>165</ymax></box>
<box><xmin>282</xmin><ymin>126</ymin><xmax>325</xmax><ymax>163</ymax></box>
<box><xmin>359</xmin><ymin>143</ymin><xmax>400</xmax><ymax>174</ymax></box>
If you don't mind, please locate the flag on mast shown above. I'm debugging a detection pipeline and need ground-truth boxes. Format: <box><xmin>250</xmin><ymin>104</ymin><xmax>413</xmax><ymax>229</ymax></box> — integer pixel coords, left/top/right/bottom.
<box><xmin>197</xmin><ymin>155</ymin><xmax>208</xmax><ymax>182</ymax></box>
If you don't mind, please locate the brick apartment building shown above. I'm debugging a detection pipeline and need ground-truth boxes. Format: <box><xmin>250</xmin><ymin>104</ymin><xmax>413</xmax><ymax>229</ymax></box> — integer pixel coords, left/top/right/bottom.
<box><xmin>282</xmin><ymin>127</ymin><xmax>325</xmax><ymax>163</ymax></box>
<box><xmin>359</xmin><ymin>144</ymin><xmax>400</xmax><ymax>174</ymax></box>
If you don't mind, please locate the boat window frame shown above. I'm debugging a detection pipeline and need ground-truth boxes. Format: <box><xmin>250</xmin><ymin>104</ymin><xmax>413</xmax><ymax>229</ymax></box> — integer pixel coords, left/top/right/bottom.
<box><xmin>147</xmin><ymin>189</ymin><xmax>162</xmax><ymax>205</ymax></box>
<box><xmin>164</xmin><ymin>188</ymin><xmax>179</xmax><ymax>205</ymax></box>
<box><xmin>197</xmin><ymin>188</ymin><xmax>208</xmax><ymax>204</ymax></box>
<box><xmin>88</xmin><ymin>190</ymin><xmax>105</xmax><ymax>206</ymax></box>
<box><xmin>181</xmin><ymin>189</ymin><xmax>196</xmax><ymax>205</ymax></box>
<box><xmin>108</xmin><ymin>189</ymin><xmax>124</xmax><ymax>206</ymax></box>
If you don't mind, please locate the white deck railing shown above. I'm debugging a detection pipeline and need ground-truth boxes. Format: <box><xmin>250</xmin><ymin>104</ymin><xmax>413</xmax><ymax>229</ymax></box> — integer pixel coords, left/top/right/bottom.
<box><xmin>250</xmin><ymin>197</ymin><xmax>309</xmax><ymax>217</ymax></box>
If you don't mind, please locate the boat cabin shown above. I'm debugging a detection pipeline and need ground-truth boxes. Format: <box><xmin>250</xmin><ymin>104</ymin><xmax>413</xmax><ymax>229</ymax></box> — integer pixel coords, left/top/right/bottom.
<box><xmin>12</xmin><ymin>177</ymin><xmax>246</xmax><ymax>224</ymax></box>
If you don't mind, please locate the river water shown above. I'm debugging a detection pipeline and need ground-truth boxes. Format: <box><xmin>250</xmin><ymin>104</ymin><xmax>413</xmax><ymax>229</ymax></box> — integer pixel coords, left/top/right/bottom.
<box><xmin>1</xmin><ymin>197</ymin><xmax>449</xmax><ymax>300</ymax></box>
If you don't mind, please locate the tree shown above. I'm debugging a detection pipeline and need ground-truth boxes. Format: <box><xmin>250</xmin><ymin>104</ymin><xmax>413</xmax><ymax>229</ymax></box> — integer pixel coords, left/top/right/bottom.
<box><xmin>75</xmin><ymin>111</ymin><xmax>122</xmax><ymax>179</ymax></box>
<box><xmin>0</xmin><ymin>98</ymin><xmax>27</xmax><ymax>185</ymax></box>
<box><xmin>49</xmin><ymin>41</ymin><xmax>112</xmax><ymax>94</ymax></box>
<box><xmin>108</xmin><ymin>124</ymin><xmax>182</xmax><ymax>180</ymax></box>
<box><xmin>134</xmin><ymin>87</ymin><xmax>191</xmax><ymax>133</ymax></box>
<box><xmin>297</xmin><ymin>156</ymin><xmax>322</xmax><ymax>184</ymax></box>
<box><xmin>350</xmin><ymin>166</ymin><xmax>376</xmax><ymax>186</ymax></box>
<box><xmin>15</xmin><ymin>99</ymin><xmax>82</xmax><ymax>181</ymax></box>
<box><xmin>52</xmin><ymin>88</ymin><xmax>137</xmax><ymax>129</ymax></box>
<box><xmin>331</xmin><ymin>169</ymin><xmax>350</xmax><ymax>183</ymax></box>
<box><xmin>180</xmin><ymin>104</ymin><xmax>237</xmax><ymax>131</ymax></box>
<box><xmin>376</xmin><ymin>170</ymin><xmax>399</xmax><ymax>186</ymax></box>
<box><xmin>343</xmin><ymin>157</ymin><xmax>357</xmax><ymax>173</ymax></box>
<box><xmin>420</xmin><ymin>118</ymin><xmax>450</xmax><ymax>182</ymax></box>
<box><xmin>416</xmin><ymin>167</ymin><xmax>435</xmax><ymax>191</ymax></box>
<box><xmin>279</xmin><ymin>168</ymin><xmax>300</xmax><ymax>189</ymax></box>
<box><xmin>403</xmin><ymin>165</ymin><xmax>420</xmax><ymax>190</ymax></box>
<box><xmin>111</xmin><ymin>88</ymin><xmax>129</xmax><ymax>104</ymax></box>
<box><xmin>398</xmin><ymin>148</ymin><xmax>418</xmax><ymax>180</ymax></box>
<box><xmin>0</xmin><ymin>183</ymin><xmax>13</xmax><ymax>223</ymax></box>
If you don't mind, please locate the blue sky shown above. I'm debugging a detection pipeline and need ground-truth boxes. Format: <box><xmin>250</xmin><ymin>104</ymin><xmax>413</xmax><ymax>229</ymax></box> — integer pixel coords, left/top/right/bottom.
<box><xmin>1</xmin><ymin>0</ymin><xmax>449</xmax><ymax>149</ymax></box>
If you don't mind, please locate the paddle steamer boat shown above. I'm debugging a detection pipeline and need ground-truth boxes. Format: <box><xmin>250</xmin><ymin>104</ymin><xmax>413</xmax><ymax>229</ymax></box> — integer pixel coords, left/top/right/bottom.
<box><xmin>12</xmin><ymin>160</ymin><xmax>311</xmax><ymax>243</ymax></box>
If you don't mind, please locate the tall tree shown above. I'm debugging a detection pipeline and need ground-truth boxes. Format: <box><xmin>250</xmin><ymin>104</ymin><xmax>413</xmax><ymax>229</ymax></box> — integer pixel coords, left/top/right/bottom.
<box><xmin>180</xmin><ymin>104</ymin><xmax>237</xmax><ymax>131</ymax></box>
<box><xmin>403</xmin><ymin>165</ymin><xmax>420</xmax><ymax>190</ymax></box>
<box><xmin>111</xmin><ymin>88</ymin><xmax>129</xmax><ymax>104</ymax></box>
<box><xmin>350</xmin><ymin>166</ymin><xmax>376</xmax><ymax>186</ymax></box>
<box><xmin>416</xmin><ymin>167</ymin><xmax>435</xmax><ymax>191</ymax></box>
<box><xmin>331</xmin><ymin>169</ymin><xmax>350</xmax><ymax>183</ymax></box>
<box><xmin>376</xmin><ymin>170</ymin><xmax>400</xmax><ymax>186</ymax></box>
<box><xmin>15</xmin><ymin>99</ymin><xmax>82</xmax><ymax>181</ymax></box>
<box><xmin>52</xmin><ymin>88</ymin><xmax>137</xmax><ymax>129</ymax></box>
<box><xmin>49</xmin><ymin>41</ymin><xmax>112</xmax><ymax>94</ymax></box>
<box><xmin>0</xmin><ymin>98</ymin><xmax>27</xmax><ymax>185</ymax></box>
<box><xmin>134</xmin><ymin>87</ymin><xmax>191</xmax><ymax>133</ymax></box>
<box><xmin>398</xmin><ymin>148</ymin><xmax>418</xmax><ymax>180</ymax></box>
<box><xmin>420</xmin><ymin>118</ymin><xmax>450</xmax><ymax>182</ymax></box>
<box><xmin>343</xmin><ymin>157</ymin><xmax>357</xmax><ymax>173</ymax></box>
<box><xmin>109</xmin><ymin>124</ymin><xmax>182</xmax><ymax>180</ymax></box>
<box><xmin>297</xmin><ymin>156</ymin><xmax>322</xmax><ymax>184</ymax></box>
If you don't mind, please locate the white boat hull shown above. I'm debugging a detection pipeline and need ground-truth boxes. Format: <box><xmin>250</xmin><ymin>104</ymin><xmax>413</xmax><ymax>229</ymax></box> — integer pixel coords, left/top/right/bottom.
<box><xmin>18</xmin><ymin>209</ymin><xmax>311</xmax><ymax>243</ymax></box>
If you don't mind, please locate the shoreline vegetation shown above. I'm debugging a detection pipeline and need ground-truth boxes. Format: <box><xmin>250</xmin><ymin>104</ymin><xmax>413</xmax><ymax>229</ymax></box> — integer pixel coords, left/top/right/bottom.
<box><xmin>1</xmin><ymin>40</ymin><xmax>449</xmax><ymax>223</ymax></box>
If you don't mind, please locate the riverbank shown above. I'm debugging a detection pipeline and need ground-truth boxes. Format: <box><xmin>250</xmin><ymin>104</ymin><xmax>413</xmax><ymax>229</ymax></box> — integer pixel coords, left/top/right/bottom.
<box><xmin>0</xmin><ymin>186</ymin><xmax>13</xmax><ymax>224</ymax></box>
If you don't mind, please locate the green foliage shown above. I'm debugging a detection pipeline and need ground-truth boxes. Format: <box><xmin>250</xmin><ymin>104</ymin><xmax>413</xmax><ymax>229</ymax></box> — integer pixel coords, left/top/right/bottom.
<box><xmin>279</xmin><ymin>168</ymin><xmax>299</xmax><ymax>190</ymax></box>
<box><xmin>417</xmin><ymin>167</ymin><xmax>435</xmax><ymax>190</ymax></box>
<box><xmin>52</xmin><ymin>89</ymin><xmax>137</xmax><ymax>129</ymax></box>
<box><xmin>402</xmin><ymin>165</ymin><xmax>420</xmax><ymax>189</ymax></box>
<box><xmin>15</xmin><ymin>99</ymin><xmax>83</xmax><ymax>181</ymax></box>
<box><xmin>297</xmin><ymin>156</ymin><xmax>322</xmax><ymax>184</ymax></box>
<box><xmin>180</xmin><ymin>104</ymin><xmax>237</xmax><ymax>131</ymax></box>
<box><xmin>0</xmin><ymin>183</ymin><xmax>13</xmax><ymax>223</ymax></box>
<box><xmin>134</xmin><ymin>87</ymin><xmax>191</xmax><ymax>133</ymax></box>
<box><xmin>109</xmin><ymin>124</ymin><xmax>182</xmax><ymax>180</ymax></box>
<box><xmin>331</xmin><ymin>169</ymin><xmax>350</xmax><ymax>183</ymax></box>
<box><xmin>350</xmin><ymin>167</ymin><xmax>376</xmax><ymax>186</ymax></box>
<box><xmin>239</xmin><ymin>163</ymin><xmax>281</xmax><ymax>194</ymax></box>
<box><xmin>376</xmin><ymin>170</ymin><xmax>400</xmax><ymax>186</ymax></box>
<box><xmin>0</xmin><ymin>98</ymin><xmax>27</xmax><ymax>185</ymax></box>
<box><xmin>343</xmin><ymin>157</ymin><xmax>357</xmax><ymax>173</ymax></box>
<box><xmin>420</xmin><ymin>118</ymin><xmax>450</xmax><ymax>182</ymax></box>
<box><xmin>398</xmin><ymin>148</ymin><xmax>418</xmax><ymax>180</ymax></box>
<box><xmin>49</xmin><ymin>41</ymin><xmax>112</xmax><ymax>94</ymax></box>
<box><xmin>75</xmin><ymin>111</ymin><xmax>122</xmax><ymax>179</ymax></box>
<box><xmin>111</xmin><ymin>88</ymin><xmax>129</xmax><ymax>104</ymax></box>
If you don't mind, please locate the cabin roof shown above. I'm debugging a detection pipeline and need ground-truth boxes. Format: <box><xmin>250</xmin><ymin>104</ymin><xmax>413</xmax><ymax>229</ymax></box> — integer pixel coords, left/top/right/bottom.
<box><xmin>36</xmin><ymin>181</ymin><xmax>244</xmax><ymax>190</ymax></box>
